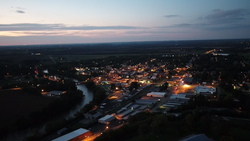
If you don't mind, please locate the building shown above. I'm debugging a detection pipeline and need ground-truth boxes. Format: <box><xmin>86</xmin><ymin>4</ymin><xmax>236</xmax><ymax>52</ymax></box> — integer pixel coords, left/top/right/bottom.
<box><xmin>57</xmin><ymin>127</ymin><xmax>68</xmax><ymax>135</ymax></box>
<box><xmin>213</xmin><ymin>53</ymin><xmax>229</xmax><ymax>56</ymax></box>
<box><xmin>147</xmin><ymin>92</ymin><xmax>166</xmax><ymax>98</ymax></box>
<box><xmin>183</xmin><ymin>77</ymin><xmax>193</xmax><ymax>84</ymax></box>
<box><xmin>52</xmin><ymin>128</ymin><xmax>91</xmax><ymax>141</ymax></box>
<box><xmin>138</xmin><ymin>105</ymin><xmax>148</xmax><ymax>111</ymax></box>
<box><xmin>141</xmin><ymin>96</ymin><xmax>161</xmax><ymax>101</ymax></box>
<box><xmin>48</xmin><ymin>91</ymin><xmax>66</xmax><ymax>97</ymax></box>
<box><xmin>135</xmin><ymin>99</ymin><xmax>157</xmax><ymax>105</ymax></box>
<box><xmin>84</xmin><ymin>110</ymin><xmax>102</xmax><ymax>120</ymax></box>
<box><xmin>170</xmin><ymin>94</ymin><xmax>188</xmax><ymax>99</ymax></box>
<box><xmin>194</xmin><ymin>86</ymin><xmax>216</xmax><ymax>95</ymax></box>
<box><xmin>116</xmin><ymin>110</ymin><xmax>134</xmax><ymax>119</ymax></box>
<box><xmin>98</xmin><ymin>115</ymin><xmax>116</xmax><ymax>124</ymax></box>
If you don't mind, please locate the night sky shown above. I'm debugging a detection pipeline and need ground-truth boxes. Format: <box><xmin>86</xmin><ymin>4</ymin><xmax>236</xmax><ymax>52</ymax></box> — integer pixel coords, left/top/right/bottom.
<box><xmin>1</xmin><ymin>0</ymin><xmax>250</xmax><ymax>45</ymax></box>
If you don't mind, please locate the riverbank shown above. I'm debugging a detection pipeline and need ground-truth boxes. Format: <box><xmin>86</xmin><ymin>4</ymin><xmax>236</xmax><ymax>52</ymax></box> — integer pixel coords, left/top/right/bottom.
<box><xmin>2</xmin><ymin>84</ymin><xmax>93</xmax><ymax>141</ymax></box>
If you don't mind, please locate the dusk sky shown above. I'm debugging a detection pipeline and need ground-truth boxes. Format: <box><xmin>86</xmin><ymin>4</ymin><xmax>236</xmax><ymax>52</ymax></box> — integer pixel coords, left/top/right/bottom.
<box><xmin>1</xmin><ymin>0</ymin><xmax>250</xmax><ymax>46</ymax></box>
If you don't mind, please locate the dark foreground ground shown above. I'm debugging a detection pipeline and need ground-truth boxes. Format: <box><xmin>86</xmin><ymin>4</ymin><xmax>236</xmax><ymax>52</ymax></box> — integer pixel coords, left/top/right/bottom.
<box><xmin>0</xmin><ymin>89</ymin><xmax>52</xmax><ymax>129</ymax></box>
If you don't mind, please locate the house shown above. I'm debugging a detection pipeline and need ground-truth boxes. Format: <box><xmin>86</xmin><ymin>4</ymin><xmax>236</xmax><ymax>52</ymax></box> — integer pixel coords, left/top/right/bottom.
<box><xmin>147</xmin><ymin>92</ymin><xmax>166</xmax><ymax>98</ymax></box>
<box><xmin>84</xmin><ymin>110</ymin><xmax>102</xmax><ymax>120</ymax></box>
<box><xmin>194</xmin><ymin>86</ymin><xmax>216</xmax><ymax>95</ymax></box>
<box><xmin>48</xmin><ymin>91</ymin><xmax>66</xmax><ymax>97</ymax></box>
<box><xmin>52</xmin><ymin>128</ymin><xmax>91</xmax><ymax>141</ymax></box>
<box><xmin>98</xmin><ymin>115</ymin><xmax>116</xmax><ymax>124</ymax></box>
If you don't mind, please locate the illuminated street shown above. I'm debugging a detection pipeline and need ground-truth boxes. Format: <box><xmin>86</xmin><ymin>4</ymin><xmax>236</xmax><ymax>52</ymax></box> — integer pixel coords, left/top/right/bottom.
<box><xmin>82</xmin><ymin>133</ymin><xmax>102</xmax><ymax>141</ymax></box>
<box><xmin>171</xmin><ymin>81</ymin><xmax>197</xmax><ymax>94</ymax></box>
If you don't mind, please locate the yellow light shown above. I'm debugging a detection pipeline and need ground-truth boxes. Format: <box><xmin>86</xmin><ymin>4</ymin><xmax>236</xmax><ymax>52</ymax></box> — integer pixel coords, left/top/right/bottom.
<box><xmin>183</xmin><ymin>84</ymin><xmax>190</xmax><ymax>88</ymax></box>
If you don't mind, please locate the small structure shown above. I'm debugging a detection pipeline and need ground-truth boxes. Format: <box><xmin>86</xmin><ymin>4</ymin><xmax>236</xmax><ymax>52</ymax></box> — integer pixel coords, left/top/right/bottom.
<box><xmin>194</xmin><ymin>86</ymin><xmax>216</xmax><ymax>94</ymax></box>
<box><xmin>48</xmin><ymin>91</ymin><xmax>66</xmax><ymax>97</ymax></box>
<box><xmin>166</xmin><ymin>102</ymin><xmax>182</xmax><ymax>106</ymax></box>
<box><xmin>135</xmin><ymin>99</ymin><xmax>157</xmax><ymax>105</ymax></box>
<box><xmin>183</xmin><ymin>77</ymin><xmax>194</xmax><ymax>84</ymax></box>
<box><xmin>170</xmin><ymin>94</ymin><xmax>187</xmax><ymax>99</ymax></box>
<box><xmin>117</xmin><ymin>108</ymin><xmax>126</xmax><ymax>114</ymax></box>
<box><xmin>84</xmin><ymin>110</ymin><xmax>102</xmax><ymax>120</ymax></box>
<box><xmin>138</xmin><ymin>105</ymin><xmax>148</xmax><ymax>111</ymax></box>
<box><xmin>130</xmin><ymin>111</ymin><xmax>140</xmax><ymax>116</ymax></box>
<box><xmin>129</xmin><ymin>105</ymin><xmax>140</xmax><ymax>110</ymax></box>
<box><xmin>52</xmin><ymin>128</ymin><xmax>91</xmax><ymax>141</ymax></box>
<box><xmin>123</xmin><ymin>103</ymin><xmax>133</xmax><ymax>109</ymax></box>
<box><xmin>57</xmin><ymin>127</ymin><xmax>68</xmax><ymax>135</ymax></box>
<box><xmin>147</xmin><ymin>92</ymin><xmax>166</xmax><ymax>98</ymax></box>
<box><xmin>98</xmin><ymin>115</ymin><xmax>116</xmax><ymax>124</ymax></box>
<box><xmin>141</xmin><ymin>96</ymin><xmax>161</xmax><ymax>101</ymax></box>
<box><xmin>162</xmin><ymin>104</ymin><xmax>175</xmax><ymax>108</ymax></box>
<box><xmin>116</xmin><ymin>110</ymin><xmax>134</xmax><ymax>119</ymax></box>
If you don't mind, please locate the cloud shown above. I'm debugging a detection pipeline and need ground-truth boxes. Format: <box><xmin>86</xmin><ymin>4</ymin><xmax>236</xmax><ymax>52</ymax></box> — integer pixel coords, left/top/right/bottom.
<box><xmin>164</xmin><ymin>15</ymin><xmax>180</xmax><ymax>18</ymax></box>
<box><xmin>201</xmin><ymin>8</ymin><xmax>249</xmax><ymax>24</ymax></box>
<box><xmin>0</xmin><ymin>23</ymin><xmax>144</xmax><ymax>31</ymax></box>
<box><xmin>16</xmin><ymin>7</ymin><xmax>25</xmax><ymax>10</ymax></box>
<box><xmin>10</xmin><ymin>7</ymin><xmax>26</xmax><ymax>14</ymax></box>
<box><xmin>159</xmin><ymin>8</ymin><xmax>250</xmax><ymax>31</ymax></box>
<box><xmin>16</xmin><ymin>10</ymin><xmax>25</xmax><ymax>14</ymax></box>
<box><xmin>157</xmin><ymin>23</ymin><xmax>191</xmax><ymax>28</ymax></box>
<box><xmin>125</xmin><ymin>30</ymin><xmax>184</xmax><ymax>35</ymax></box>
<box><xmin>158</xmin><ymin>22</ymin><xmax>250</xmax><ymax>31</ymax></box>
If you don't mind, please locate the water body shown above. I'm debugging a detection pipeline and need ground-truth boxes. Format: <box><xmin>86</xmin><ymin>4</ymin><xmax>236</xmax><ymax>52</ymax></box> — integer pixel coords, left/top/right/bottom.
<box><xmin>65</xmin><ymin>84</ymin><xmax>93</xmax><ymax>119</ymax></box>
<box><xmin>3</xmin><ymin>84</ymin><xmax>93</xmax><ymax>141</ymax></box>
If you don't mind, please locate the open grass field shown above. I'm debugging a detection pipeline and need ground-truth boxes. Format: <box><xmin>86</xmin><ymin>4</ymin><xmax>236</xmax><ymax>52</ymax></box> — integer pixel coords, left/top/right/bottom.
<box><xmin>0</xmin><ymin>55</ymin><xmax>44</xmax><ymax>62</ymax></box>
<box><xmin>0</xmin><ymin>90</ymin><xmax>53</xmax><ymax>128</ymax></box>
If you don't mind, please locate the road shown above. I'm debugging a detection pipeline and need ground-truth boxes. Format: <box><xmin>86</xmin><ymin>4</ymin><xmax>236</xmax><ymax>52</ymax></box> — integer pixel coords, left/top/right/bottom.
<box><xmin>83</xmin><ymin>133</ymin><xmax>102</xmax><ymax>141</ymax></box>
<box><xmin>48</xmin><ymin>55</ymin><xmax>57</xmax><ymax>64</ymax></box>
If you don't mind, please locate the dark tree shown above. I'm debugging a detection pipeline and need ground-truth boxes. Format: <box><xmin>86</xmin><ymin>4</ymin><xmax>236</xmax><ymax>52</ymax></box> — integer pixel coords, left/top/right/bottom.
<box><xmin>129</xmin><ymin>82</ymin><xmax>138</xmax><ymax>92</ymax></box>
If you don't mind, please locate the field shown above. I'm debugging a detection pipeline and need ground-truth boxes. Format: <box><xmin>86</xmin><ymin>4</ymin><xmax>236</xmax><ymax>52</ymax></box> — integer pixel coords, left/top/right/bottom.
<box><xmin>0</xmin><ymin>90</ymin><xmax>53</xmax><ymax>128</ymax></box>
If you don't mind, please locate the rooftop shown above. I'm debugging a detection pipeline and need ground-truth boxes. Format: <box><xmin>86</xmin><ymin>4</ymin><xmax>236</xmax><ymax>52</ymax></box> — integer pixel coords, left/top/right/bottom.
<box><xmin>52</xmin><ymin>128</ymin><xmax>89</xmax><ymax>141</ymax></box>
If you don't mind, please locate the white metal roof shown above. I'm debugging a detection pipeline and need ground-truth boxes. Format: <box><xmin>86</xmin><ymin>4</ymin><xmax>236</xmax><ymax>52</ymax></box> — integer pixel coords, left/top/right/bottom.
<box><xmin>99</xmin><ymin>115</ymin><xmax>114</xmax><ymax>121</ymax></box>
<box><xmin>131</xmin><ymin>111</ymin><xmax>140</xmax><ymax>116</ymax></box>
<box><xmin>148</xmin><ymin>92</ymin><xmax>166</xmax><ymax>95</ymax></box>
<box><xmin>48</xmin><ymin>91</ymin><xmax>66</xmax><ymax>95</ymax></box>
<box><xmin>162</xmin><ymin>104</ymin><xmax>175</xmax><ymax>107</ymax></box>
<box><xmin>194</xmin><ymin>86</ymin><xmax>216</xmax><ymax>94</ymax></box>
<box><xmin>52</xmin><ymin>128</ymin><xmax>89</xmax><ymax>141</ymax></box>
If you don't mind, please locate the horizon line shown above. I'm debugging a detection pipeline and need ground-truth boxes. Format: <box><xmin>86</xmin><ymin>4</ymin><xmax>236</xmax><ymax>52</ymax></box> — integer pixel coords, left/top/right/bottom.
<box><xmin>1</xmin><ymin>38</ymin><xmax>250</xmax><ymax>47</ymax></box>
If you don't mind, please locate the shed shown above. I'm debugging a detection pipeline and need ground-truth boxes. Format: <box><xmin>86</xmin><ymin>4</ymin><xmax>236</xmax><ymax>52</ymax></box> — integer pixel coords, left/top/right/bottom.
<box><xmin>147</xmin><ymin>92</ymin><xmax>166</xmax><ymax>98</ymax></box>
<box><xmin>52</xmin><ymin>128</ymin><xmax>91</xmax><ymax>141</ymax></box>
<box><xmin>98</xmin><ymin>115</ymin><xmax>116</xmax><ymax>124</ymax></box>
<box><xmin>116</xmin><ymin>110</ymin><xmax>134</xmax><ymax>119</ymax></box>
<box><xmin>48</xmin><ymin>91</ymin><xmax>66</xmax><ymax>97</ymax></box>
<box><xmin>135</xmin><ymin>99</ymin><xmax>157</xmax><ymax>105</ymax></box>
